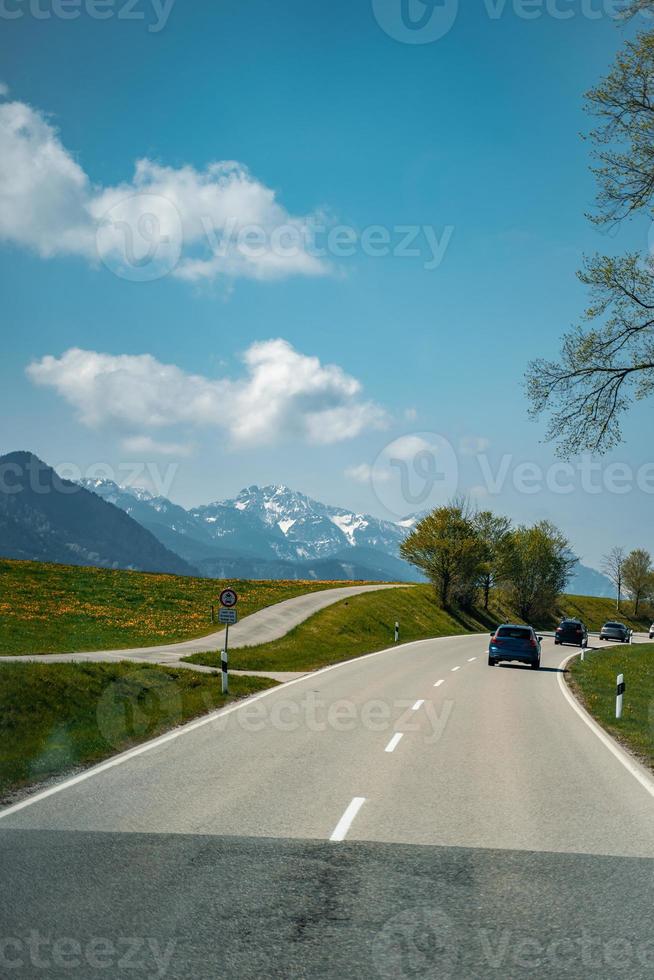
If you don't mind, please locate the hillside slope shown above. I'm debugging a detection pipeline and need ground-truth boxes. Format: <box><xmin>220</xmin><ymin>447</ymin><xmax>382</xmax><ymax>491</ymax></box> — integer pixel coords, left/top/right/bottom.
<box><xmin>0</xmin><ymin>559</ymin><xmax>351</xmax><ymax>654</ymax></box>
<box><xmin>0</xmin><ymin>452</ymin><xmax>196</xmax><ymax>576</ymax></box>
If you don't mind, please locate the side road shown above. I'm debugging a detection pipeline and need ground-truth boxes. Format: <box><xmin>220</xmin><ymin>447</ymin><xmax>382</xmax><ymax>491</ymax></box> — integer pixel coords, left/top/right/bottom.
<box><xmin>0</xmin><ymin>583</ymin><xmax>409</xmax><ymax>679</ymax></box>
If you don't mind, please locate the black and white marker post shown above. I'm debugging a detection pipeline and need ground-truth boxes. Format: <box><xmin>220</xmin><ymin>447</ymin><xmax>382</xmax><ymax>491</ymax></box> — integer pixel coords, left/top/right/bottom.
<box><xmin>394</xmin><ymin>621</ymin><xmax>400</xmax><ymax>643</ymax></box>
<box><xmin>221</xmin><ymin>634</ymin><xmax>229</xmax><ymax>694</ymax></box>
<box><xmin>616</xmin><ymin>673</ymin><xmax>625</xmax><ymax>720</ymax></box>
<box><xmin>218</xmin><ymin>588</ymin><xmax>238</xmax><ymax>696</ymax></box>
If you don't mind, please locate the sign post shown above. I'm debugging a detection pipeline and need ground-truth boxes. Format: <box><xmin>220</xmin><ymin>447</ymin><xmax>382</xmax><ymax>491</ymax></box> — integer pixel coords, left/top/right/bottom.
<box><xmin>219</xmin><ymin>589</ymin><xmax>238</xmax><ymax>694</ymax></box>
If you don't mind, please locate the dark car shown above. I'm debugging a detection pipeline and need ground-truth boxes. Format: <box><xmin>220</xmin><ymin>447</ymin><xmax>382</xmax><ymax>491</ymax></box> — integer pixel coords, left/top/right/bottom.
<box><xmin>600</xmin><ymin>622</ymin><xmax>630</xmax><ymax>643</ymax></box>
<box><xmin>488</xmin><ymin>624</ymin><xmax>542</xmax><ymax>669</ymax></box>
<box><xmin>554</xmin><ymin>619</ymin><xmax>588</xmax><ymax>648</ymax></box>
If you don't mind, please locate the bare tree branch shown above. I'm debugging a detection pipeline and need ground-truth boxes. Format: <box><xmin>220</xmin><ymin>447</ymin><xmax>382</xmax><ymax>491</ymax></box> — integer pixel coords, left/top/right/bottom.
<box><xmin>526</xmin><ymin>254</ymin><xmax>654</xmax><ymax>454</ymax></box>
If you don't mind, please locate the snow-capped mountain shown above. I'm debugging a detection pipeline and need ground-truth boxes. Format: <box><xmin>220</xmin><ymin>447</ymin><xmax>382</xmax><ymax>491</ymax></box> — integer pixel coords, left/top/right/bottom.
<box><xmin>73</xmin><ymin>478</ymin><xmax>617</xmax><ymax>592</ymax></box>
<box><xmin>195</xmin><ymin>485</ymin><xmax>407</xmax><ymax>562</ymax></box>
<box><xmin>80</xmin><ymin>480</ymin><xmax>419</xmax><ymax>581</ymax></box>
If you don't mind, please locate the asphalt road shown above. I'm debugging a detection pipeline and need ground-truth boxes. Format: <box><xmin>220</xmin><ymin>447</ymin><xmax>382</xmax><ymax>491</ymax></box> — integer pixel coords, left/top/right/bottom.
<box><xmin>1</xmin><ymin>634</ymin><xmax>653</xmax><ymax>978</ymax></box>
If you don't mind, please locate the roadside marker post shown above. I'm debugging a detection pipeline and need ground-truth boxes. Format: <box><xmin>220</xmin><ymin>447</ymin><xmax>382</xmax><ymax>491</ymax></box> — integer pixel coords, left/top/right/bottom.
<box><xmin>616</xmin><ymin>673</ymin><xmax>625</xmax><ymax>720</ymax></box>
<box><xmin>218</xmin><ymin>589</ymin><xmax>238</xmax><ymax>695</ymax></box>
<box><xmin>394</xmin><ymin>621</ymin><xmax>399</xmax><ymax>643</ymax></box>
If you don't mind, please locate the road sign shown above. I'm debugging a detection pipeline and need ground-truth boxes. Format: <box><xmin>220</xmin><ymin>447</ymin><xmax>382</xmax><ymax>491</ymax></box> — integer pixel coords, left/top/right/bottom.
<box><xmin>219</xmin><ymin>588</ymin><xmax>238</xmax><ymax>608</ymax></box>
<box><xmin>218</xmin><ymin>591</ymin><xmax>238</xmax><ymax>694</ymax></box>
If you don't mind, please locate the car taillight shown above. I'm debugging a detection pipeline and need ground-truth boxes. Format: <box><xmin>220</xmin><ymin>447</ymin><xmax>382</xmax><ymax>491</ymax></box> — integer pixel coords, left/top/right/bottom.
<box><xmin>492</xmin><ymin>636</ymin><xmax>503</xmax><ymax>644</ymax></box>
<box><xmin>556</xmin><ymin>627</ymin><xmax>562</xmax><ymax>632</ymax></box>
<box><xmin>575</xmin><ymin>628</ymin><xmax>582</xmax><ymax>633</ymax></box>
<box><xmin>530</xmin><ymin>637</ymin><xmax>537</xmax><ymax>648</ymax></box>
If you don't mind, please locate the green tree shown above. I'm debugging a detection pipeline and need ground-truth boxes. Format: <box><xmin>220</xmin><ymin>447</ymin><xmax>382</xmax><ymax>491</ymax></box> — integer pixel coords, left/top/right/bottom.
<box><xmin>498</xmin><ymin>521</ymin><xmax>577</xmax><ymax>622</ymax></box>
<box><xmin>473</xmin><ymin>510</ymin><xmax>512</xmax><ymax>611</ymax></box>
<box><xmin>622</xmin><ymin>548</ymin><xmax>654</xmax><ymax>615</ymax></box>
<box><xmin>400</xmin><ymin>501</ymin><xmax>484</xmax><ymax>609</ymax></box>
<box><xmin>526</xmin><ymin>20</ymin><xmax>654</xmax><ymax>453</ymax></box>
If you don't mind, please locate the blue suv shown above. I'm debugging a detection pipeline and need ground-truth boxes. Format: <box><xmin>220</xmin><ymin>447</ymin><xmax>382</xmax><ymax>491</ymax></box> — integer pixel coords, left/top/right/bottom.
<box><xmin>488</xmin><ymin>624</ymin><xmax>542</xmax><ymax>670</ymax></box>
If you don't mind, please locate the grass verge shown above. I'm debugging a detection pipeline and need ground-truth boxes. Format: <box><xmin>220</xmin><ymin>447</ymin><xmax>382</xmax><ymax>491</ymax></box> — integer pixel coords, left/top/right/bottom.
<box><xmin>183</xmin><ymin>587</ymin><xmax>654</xmax><ymax>675</ymax></box>
<box><xmin>553</xmin><ymin>595</ymin><xmax>650</xmax><ymax>633</ymax></box>
<box><xmin>183</xmin><ymin>585</ymin><xmax>495</xmax><ymax>672</ymax></box>
<box><xmin>0</xmin><ymin>559</ymin><xmax>353</xmax><ymax>655</ymax></box>
<box><xmin>567</xmin><ymin>643</ymin><xmax>654</xmax><ymax>772</ymax></box>
<box><xmin>0</xmin><ymin>661</ymin><xmax>276</xmax><ymax>801</ymax></box>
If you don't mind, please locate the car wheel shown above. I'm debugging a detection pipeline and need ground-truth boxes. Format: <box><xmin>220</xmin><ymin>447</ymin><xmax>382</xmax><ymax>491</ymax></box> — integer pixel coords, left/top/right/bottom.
<box><xmin>531</xmin><ymin>659</ymin><xmax>540</xmax><ymax>670</ymax></box>
<box><xmin>488</xmin><ymin>656</ymin><xmax>496</xmax><ymax>666</ymax></box>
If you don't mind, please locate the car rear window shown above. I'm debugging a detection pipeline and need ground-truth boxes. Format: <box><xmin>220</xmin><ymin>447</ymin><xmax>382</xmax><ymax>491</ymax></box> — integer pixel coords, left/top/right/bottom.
<box><xmin>560</xmin><ymin>621</ymin><xmax>580</xmax><ymax>627</ymax></box>
<box><xmin>496</xmin><ymin>627</ymin><xmax>532</xmax><ymax>639</ymax></box>
<box><xmin>605</xmin><ymin>623</ymin><xmax>623</xmax><ymax>629</ymax></box>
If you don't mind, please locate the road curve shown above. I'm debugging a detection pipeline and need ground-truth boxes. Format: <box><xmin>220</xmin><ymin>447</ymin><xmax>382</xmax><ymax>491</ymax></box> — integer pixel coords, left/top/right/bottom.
<box><xmin>0</xmin><ymin>582</ymin><xmax>409</xmax><ymax>668</ymax></box>
<box><xmin>1</xmin><ymin>633</ymin><xmax>652</xmax><ymax>978</ymax></box>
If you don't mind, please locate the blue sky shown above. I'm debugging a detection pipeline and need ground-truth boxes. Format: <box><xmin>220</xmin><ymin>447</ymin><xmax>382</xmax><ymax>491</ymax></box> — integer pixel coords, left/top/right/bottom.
<box><xmin>1</xmin><ymin>0</ymin><xmax>652</xmax><ymax>567</ymax></box>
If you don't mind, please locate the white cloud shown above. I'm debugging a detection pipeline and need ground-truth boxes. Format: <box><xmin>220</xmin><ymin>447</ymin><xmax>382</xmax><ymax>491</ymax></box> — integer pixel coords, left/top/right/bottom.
<box><xmin>345</xmin><ymin>463</ymin><xmax>373</xmax><ymax>483</ymax></box>
<box><xmin>385</xmin><ymin>434</ymin><xmax>437</xmax><ymax>461</ymax></box>
<box><xmin>0</xmin><ymin>96</ymin><xmax>328</xmax><ymax>282</ymax></box>
<box><xmin>27</xmin><ymin>341</ymin><xmax>387</xmax><ymax>448</ymax></box>
<box><xmin>121</xmin><ymin>435</ymin><xmax>195</xmax><ymax>457</ymax></box>
<box><xmin>0</xmin><ymin>83</ymin><xmax>9</xmax><ymax>98</ymax></box>
<box><xmin>459</xmin><ymin>435</ymin><xmax>490</xmax><ymax>456</ymax></box>
<box><xmin>0</xmin><ymin>100</ymin><xmax>94</xmax><ymax>258</ymax></box>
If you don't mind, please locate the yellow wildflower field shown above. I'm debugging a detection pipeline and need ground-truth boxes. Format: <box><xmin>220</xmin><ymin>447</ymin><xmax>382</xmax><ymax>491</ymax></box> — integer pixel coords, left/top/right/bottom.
<box><xmin>0</xmin><ymin>559</ymin><xmax>348</xmax><ymax>655</ymax></box>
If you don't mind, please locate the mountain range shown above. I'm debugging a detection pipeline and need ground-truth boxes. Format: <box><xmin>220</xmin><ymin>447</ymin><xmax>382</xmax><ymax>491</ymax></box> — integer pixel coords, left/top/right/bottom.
<box><xmin>0</xmin><ymin>451</ymin><xmax>194</xmax><ymax>576</ymax></box>
<box><xmin>79</xmin><ymin>478</ymin><xmax>420</xmax><ymax>582</ymax></box>
<box><xmin>0</xmin><ymin>451</ymin><xmax>617</xmax><ymax>595</ymax></box>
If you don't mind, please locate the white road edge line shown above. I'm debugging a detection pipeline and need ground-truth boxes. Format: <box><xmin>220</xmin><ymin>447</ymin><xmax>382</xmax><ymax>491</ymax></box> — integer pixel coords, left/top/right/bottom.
<box><xmin>385</xmin><ymin>733</ymin><xmax>404</xmax><ymax>753</ymax></box>
<box><xmin>0</xmin><ymin>633</ymin><xmax>483</xmax><ymax>821</ymax></box>
<box><xmin>434</xmin><ymin>679</ymin><xmax>445</xmax><ymax>687</ymax></box>
<box><xmin>412</xmin><ymin>700</ymin><xmax>424</xmax><ymax>711</ymax></box>
<box><xmin>330</xmin><ymin>797</ymin><xmax>366</xmax><ymax>842</ymax></box>
<box><xmin>451</xmin><ymin>666</ymin><xmax>461</xmax><ymax>672</ymax></box>
<box><xmin>557</xmin><ymin>652</ymin><xmax>654</xmax><ymax>800</ymax></box>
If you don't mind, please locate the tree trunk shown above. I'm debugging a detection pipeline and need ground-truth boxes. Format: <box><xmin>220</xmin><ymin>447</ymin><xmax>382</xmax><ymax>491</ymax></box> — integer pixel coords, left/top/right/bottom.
<box><xmin>440</xmin><ymin>574</ymin><xmax>449</xmax><ymax>609</ymax></box>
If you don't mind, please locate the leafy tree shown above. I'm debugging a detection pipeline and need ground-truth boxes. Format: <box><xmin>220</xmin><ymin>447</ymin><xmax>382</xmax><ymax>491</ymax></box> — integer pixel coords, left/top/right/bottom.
<box><xmin>622</xmin><ymin>548</ymin><xmax>654</xmax><ymax>615</ymax></box>
<box><xmin>473</xmin><ymin>510</ymin><xmax>512</xmax><ymax>610</ymax></box>
<box><xmin>498</xmin><ymin>521</ymin><xmax>577</xmax><ymax>622</ymax></box>
<box><xmin>400</xmin><ymin>501</ymin><xmax>484</xmax><ymax>609</ymax></box>
<box><xmin>601</xmin><ymin>545</ymin><xmax>627</xmax><ymax>611</ymax></box>
<box><xmin>526</xmin><ymin>20</ymin><xmax>654</xmax><ymax>453</ymax></box>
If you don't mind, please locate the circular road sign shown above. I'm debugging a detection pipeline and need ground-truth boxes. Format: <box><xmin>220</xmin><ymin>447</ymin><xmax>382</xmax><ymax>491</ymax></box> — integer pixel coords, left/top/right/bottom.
<box><xmin>219</xmin><ymin>588</ymin><xmax>238</xmax><ymax>608</ymax></box>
